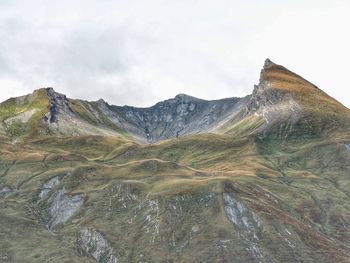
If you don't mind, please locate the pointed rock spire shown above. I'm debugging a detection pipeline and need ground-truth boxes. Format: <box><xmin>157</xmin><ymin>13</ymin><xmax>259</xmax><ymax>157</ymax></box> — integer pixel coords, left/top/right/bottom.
<box><xmin>263</xmin><ymin>58</ymin><xmax>275</xmax><ymax>69</ymax></box>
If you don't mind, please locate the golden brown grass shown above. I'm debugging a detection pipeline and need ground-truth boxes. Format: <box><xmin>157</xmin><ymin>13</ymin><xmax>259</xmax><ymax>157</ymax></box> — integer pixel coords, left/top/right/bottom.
<box><xmin>263</xmin><ymin>64</ymin><xmax>350</xmax><ymax>117</ymax></box>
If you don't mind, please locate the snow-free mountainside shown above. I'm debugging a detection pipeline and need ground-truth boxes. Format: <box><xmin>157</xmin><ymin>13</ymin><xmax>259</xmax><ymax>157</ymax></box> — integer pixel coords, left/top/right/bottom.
<box><xmin>0</xmin><ymin>59</ymin><xmax>350</xmax><ymax>263</ymax></box>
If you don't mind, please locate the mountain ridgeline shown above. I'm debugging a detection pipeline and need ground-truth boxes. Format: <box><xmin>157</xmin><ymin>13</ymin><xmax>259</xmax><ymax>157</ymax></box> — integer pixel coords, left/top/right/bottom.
<box><xmin>0</xmin><ymin>60</ymin><xmax>350</xmax><ymax>263</ymax></box>
<box><xmin>1</xmin><ymin>59</ymin><xmax>349</xmax><ymax>143</ymax></box>
<box><xmin>2</xmin><ymin>85</ymin><xmax>248</xmax><ymax>143</ymax></box>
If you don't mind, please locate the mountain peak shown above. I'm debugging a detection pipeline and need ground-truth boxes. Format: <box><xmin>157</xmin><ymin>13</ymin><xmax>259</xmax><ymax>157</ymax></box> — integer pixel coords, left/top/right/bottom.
<box><xmin>97</xmin><ymin>98</ymin><xmax>106</xmax><ymax>104</ymax></box>
<box><xmin>174</xmin><ymin>93</ymin><xmax>199</xmax><ymax>103</ymax></box>
<box><xmin>33</xmin><ymin>87</ymin><xmax>66</xmax><ymax>100</ymax></box>
<box><xmin>44</xmin><ymin>87</ymin><xmax>64</xmax><ymax>97</ymax></box>
<box><xmin>34</xmin><ymin>87</ymin><xmax>56</xmax><ymax>94</ymax></box>
<box><xmin>263</xmin><ymin>58</ymin><xmax>276</xmax><ymax>69</ymax></box>
<box><xmin>259</xmin><ymin>58</ymin><xmax>319</xmax><ymax>92</ymax></box>
<box><xmin>45</xmin><ymin>87</ymin><xmax>55</xmax><ymax>92</ymax></box>
<box><xmin>175</xmin><ymin>93</ymin><xmax>192</xmax><ymax>99</ymax></box>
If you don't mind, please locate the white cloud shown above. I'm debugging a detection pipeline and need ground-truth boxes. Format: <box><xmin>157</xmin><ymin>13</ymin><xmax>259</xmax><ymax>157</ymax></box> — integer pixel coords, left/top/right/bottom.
<box><xmin>0</xmin><ymin>0</ymin><xmax>349</xmax><ymax>108</ymax></box>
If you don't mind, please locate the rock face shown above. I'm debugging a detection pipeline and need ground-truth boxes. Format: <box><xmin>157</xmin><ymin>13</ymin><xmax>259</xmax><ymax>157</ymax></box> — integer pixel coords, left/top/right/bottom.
<box><xmin>44</xmin><ymin>87</ymin><xmax>72</xmax><ymax>124</ymax></box>
<box><xmin>111</xmin><ymin>94</ymin><xmax>247</xmax><ymax>142</ymax></box>
<box><xmin>77</xmin><ymin>227</ymin><xmax>118</xmax><ymax>263</ymax></box>
<box><xmin>46</xmin><ymin>188</ymin><xmax>84</xmax><ymax>229</ymax></box>
<box><xmin>223</xmin><ymin>193</ymin><xmax>263</xmax><ymax>262</ymax></box>
<box><xmin>39</xmin><ymin>176</ymin><xmax>60</xmax><ymax>200</ymax></box>
<box><xmin>245</xmin><ymin>59</ymin><xmax>303</xmax><ymax>132</ymax></box>
<box><xmin>42</xmin><ymin>88</ymin><xmax>120</xmax><ymax>137</ymax></box>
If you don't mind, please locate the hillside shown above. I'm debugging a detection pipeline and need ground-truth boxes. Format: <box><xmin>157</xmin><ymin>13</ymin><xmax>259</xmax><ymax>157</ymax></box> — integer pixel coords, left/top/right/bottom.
<box><xmin>0</xmin><ymin>59</ymin><xmax>350</xmax><ymax>263</ymax></box>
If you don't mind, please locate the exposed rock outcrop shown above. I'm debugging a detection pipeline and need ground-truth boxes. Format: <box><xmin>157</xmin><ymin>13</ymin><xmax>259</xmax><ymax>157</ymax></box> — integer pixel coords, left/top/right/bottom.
<box><xmin>245</xmin><ymin>59</ymin><xmax>303</xmax><ymax>132</ymax></box>
<box><xmin>39</xmin><ymin>176</ymin><xmax>60</xmax><ymax>200</ymax></box>
<box><xmin>40</xmin><ymin>88</ymin><xmax>120</xmax><ymax>137</ymax></box>
<box><xmin>77</xmin><ymin>227</ymin><xmax>118</xmax><ymax>263</ymax></box>
<box><xmin>0</xmin><ymin>186</ymin><xmax>12</xmax><ymax>197</ymax></box>
<box><xmin>44</xmin><ymin>87</ymin><xmax>72</xmax><ymax>124</ymax></box>
<box><xmin>223</xmin><ymin>193</ymin><xmax>264</xmax><ymax>262</ymax></box>
<box><xmin>111</xmin><ymin>94</ymin><xmax>246</xmax><ymax>142</ymax></box>
<box><xmin>46</xmin><ymin>188</ymin><xmax>84</xmax><ymax>229</ymax></box>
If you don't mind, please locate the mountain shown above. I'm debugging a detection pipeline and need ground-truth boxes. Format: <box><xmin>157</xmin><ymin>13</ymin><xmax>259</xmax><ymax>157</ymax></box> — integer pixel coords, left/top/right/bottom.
<box><xmin>0</xmin><ymin>87</ymin><xmax>249</xmax><ymax>143</ymax></box>
<box><xmin>0</xmin><ymin>59</ymin><xmax>350</xmax><ymax>263</ymax></box>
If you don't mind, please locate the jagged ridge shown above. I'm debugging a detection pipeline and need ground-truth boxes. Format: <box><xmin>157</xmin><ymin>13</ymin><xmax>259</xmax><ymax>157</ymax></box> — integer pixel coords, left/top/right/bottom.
<box><xmin>1</xmin><ymin>59</ymin><xmax>349</xmax><ymax>144</ymax></box>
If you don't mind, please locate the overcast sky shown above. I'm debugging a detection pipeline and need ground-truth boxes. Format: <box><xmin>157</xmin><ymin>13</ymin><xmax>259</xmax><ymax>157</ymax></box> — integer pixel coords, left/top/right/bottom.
<box><xmin>0</xmin><ymin>0</ymin><xmax>349</xmax><ymax>108</ymax></box>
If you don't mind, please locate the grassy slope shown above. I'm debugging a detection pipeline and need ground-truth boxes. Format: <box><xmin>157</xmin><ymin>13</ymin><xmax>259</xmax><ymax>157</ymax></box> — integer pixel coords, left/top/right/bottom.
<box><xmin>262</xmin><ymin>64</ymin><xmax>350</xmax><ymax>114</ymax></box>
<box><xmin>263</xmin><ymin>63</ymin><xmax>350</xmax><ymax>135</ymax></box>
<box><xmin>0</xmin><ymin>128</ymin><xmax>349</xmax><ymax>262</ymax></box>
<box><xmin>0</xmin><ymin>89</ymin><xmax>49</xmax><ymax>122</ymax></box>
<box><xmin>0</xmin><ymin>89</ymin><xmax>50</xmax><ymax>140</ymax></box>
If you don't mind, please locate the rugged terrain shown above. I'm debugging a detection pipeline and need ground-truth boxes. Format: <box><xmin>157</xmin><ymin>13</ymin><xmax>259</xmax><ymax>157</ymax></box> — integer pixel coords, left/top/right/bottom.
<box><xmin>0</xmin><ymin>59</ymin><xmax>349</xmax><ymax>263</ymax></box>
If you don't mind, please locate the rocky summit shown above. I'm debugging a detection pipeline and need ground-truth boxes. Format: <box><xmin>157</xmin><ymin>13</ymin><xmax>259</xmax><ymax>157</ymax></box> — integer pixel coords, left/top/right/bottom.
<box><xmin>0</xmin><ymin>59</ymin><xmax>350</xmax><ymax>263</ymax></box>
